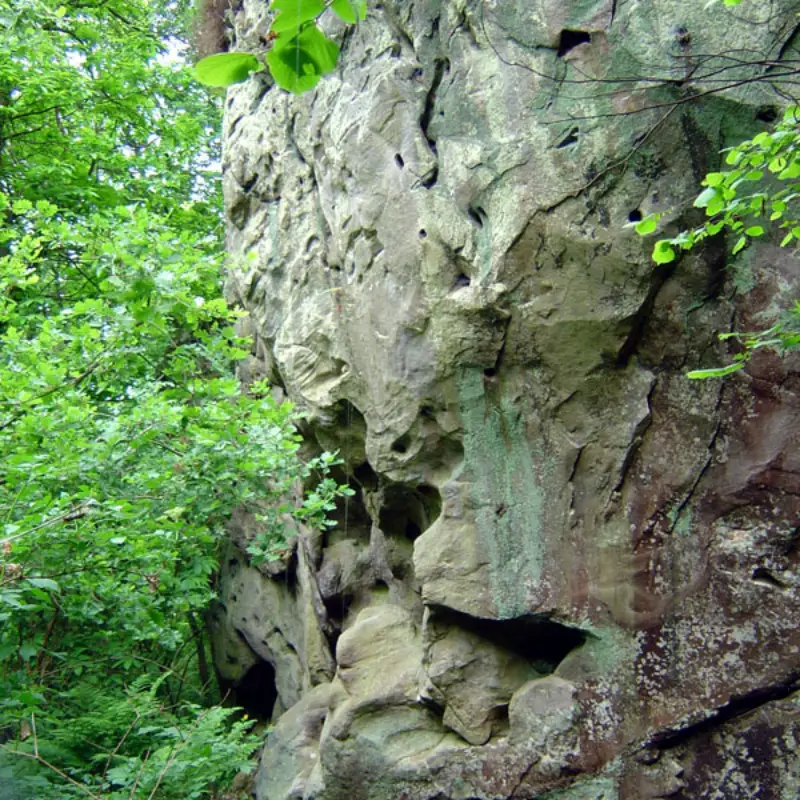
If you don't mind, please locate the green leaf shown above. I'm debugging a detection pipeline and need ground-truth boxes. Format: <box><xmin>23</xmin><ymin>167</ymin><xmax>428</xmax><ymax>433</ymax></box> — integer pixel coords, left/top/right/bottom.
<box><xmin>270</xmin><ymin>0</ymin><xmax>326</xmax><ymax>33</ymax></box>
<box><xmin>652</xmin><ymin>240</ymin><xmax>676</xmax><ymax>264</ymax></box>
<box><xmin>687</xmin><ymin>362</ymin><xmax>746</xmax><ymax>379</ymax></box>
<box><xmin>331</xmin><ymin>0</ymin><xmax>367</xmax><ymax>23</ymax></box>
<box><xmin>745</xmin><ymin>225</ymin><xmax>764</xmax><ymax>237</ymax></box>
<box><xmin>778</xmin><ymin>160</ymin><xmax>800</xmax><ymax>180</ymax></box>
<box><xmin>634</xmin><ymin>216</ymin><xmax>658</xmax><ymax>235</ymax></box>
<box><xmin>693</xmin><ymin>187</ymin><xmax>718</xmax><ymax>209</ymax></box>
<box><xmin>703</xmin><ymin>172</ymin><xmax>725</xmax><ymax>187</ymax></box>
<box><xmin>26</xmin><ymin>577</ymin><xmax>60</xmax><ymax>592</ymax></box>
<box><xmin>18</xmin><ymin>643</ymin><xmax>38</xmax><ymax>661</ymax></box>
<box><xmin>194</xmin><ymin>52</ymin><xmax>262</xmax><ymax>88</ymax></box>
<box><xmin>732</xmin><ymin>235</ymin><xmax>747</xmax><ymax>254</ymax></box>
<box><xmin>267</xmin><ymin>25</ymin><xmax>339</xmax><ymax>93</ymax></box>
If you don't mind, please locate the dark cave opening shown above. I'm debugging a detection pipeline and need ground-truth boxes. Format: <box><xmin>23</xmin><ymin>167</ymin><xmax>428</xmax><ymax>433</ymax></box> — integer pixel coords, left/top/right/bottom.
<box><xmin>379</xmin><ymin>482</ymin><xmax>442</xmax><ymax>542</ymax></box>
<box><xmin>230</xmin><ymin>659</ymin><xmax>277</xmax><ymax>720</ymax></box>
<box><xmin>430</xmin><ymin>606</ymin><xmax>589</xmax><ymax>673</ymax></box>
<box><xmin>756</xmin><ymin>105</ymin><xmax>778</xmax><ymax>123</ymax></box>
<box><xmin>557</xmin><ymin>29</ymin><xmax>591</xmax><ymax>57</ymax></box>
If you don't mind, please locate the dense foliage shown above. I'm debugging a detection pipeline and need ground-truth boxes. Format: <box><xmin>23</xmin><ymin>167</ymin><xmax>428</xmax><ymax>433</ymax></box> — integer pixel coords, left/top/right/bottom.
<box><xmin>0</xmin><ymin>0</ymin><xmax>346</xmax><ymax>796</ymax></box>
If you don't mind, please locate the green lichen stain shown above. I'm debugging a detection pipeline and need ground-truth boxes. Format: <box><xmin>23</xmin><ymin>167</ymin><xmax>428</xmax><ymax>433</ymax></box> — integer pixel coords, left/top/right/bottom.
<box><xmin>458</xmin><ymin>367</ymin><xmax>545</xmax><ymax>618</ymax></box>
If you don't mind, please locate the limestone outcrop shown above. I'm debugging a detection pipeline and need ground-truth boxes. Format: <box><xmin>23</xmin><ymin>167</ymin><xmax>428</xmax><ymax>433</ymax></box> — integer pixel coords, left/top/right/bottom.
<box><xmin>215</xmin><ymin>1</ymin><xmax>800</xmax><ymax>797</ymax></box>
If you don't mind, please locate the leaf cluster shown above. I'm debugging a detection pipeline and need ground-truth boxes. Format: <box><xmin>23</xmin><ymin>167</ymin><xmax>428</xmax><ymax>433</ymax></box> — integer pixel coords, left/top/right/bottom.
<box><xmin>633</xmin><ymin>104</ymin><xmax>800</xmax><ymax>377</ymax></box>
<box><xmin>194</xmin><ymin>0</ymin><xmax>366</xmax><ymax>93</ymax></box>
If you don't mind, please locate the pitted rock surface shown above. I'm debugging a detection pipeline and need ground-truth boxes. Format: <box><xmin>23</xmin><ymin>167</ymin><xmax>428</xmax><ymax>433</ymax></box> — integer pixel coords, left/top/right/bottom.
<box><xmin>214</xmin><ymin>0</ymin><xmax>800</xmax><ymax>797</ymax></box>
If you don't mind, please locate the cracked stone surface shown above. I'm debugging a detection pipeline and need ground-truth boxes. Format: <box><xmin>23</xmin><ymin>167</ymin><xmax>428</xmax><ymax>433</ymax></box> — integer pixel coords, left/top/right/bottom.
<box><xmin>213</xmin><ymin>0</ymin><xmax>800</xmax><ymax>797</ymax></box>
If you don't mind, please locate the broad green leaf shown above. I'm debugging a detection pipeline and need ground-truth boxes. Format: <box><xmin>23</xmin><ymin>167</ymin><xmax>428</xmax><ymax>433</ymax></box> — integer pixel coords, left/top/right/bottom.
<box><xmin>267</xmin><ymin>25</ymin><xmax>339</xmax><ymax>93</ymax></box>
<box><xmin>26</xmin><ymin>577</ymin><xmax>60</xmax><ymax>592</ymax></box>
<box><xmin>778</xmin><ymin>160</ymin><xmax>800</xmax><ymax>180</ymax></box>
<box><xmin>270</xmin><ymin>0</ymin><xmax>325</xmax><ymax>33</ymax></box>
<box><xmin>687</xmin><ymin>362</ymin><xmax>746</xmax><ymax>379</ymax></box>
<box><xmin>634</xmin><ymin>216</ymin><xmax>658</xmax><ymax>235</ymax></box>
<box><xmin>732</xmin><ymin>235</ymin><xmax>747</xmax><ymax>254</ymax></box>
<box><xmin>296</xmin><ymin>23</ymin><xmax>339</xmax><ymax>73</ymax></box>
<box><xmin>703</xmin><ymin>172</ymin><xmax>725</xmax><ymax>187</ymax></box>
<box><xmin>331</xmin><ymin>0</ymin><xmax>367</xmax><ymax>23</ymax></box>
<box><xmin>769</xmin><ymin>157</ymin><xmax>787</xmax><ymax>173</ymax></box>
<box><xmin>652</xmin><ymin>240</ymin><xmax>676</xmax><ymax>264</ymax></box>
<box><xmin>195</xmin><ymin>52</ymin><xmax>262</xmax><ymax>88</ymax></box>
<box><xmin>18</xmin><ymin>643</ymin><xmax>38</xmax><ymax>661</ymax></box>
<box><xmin>745</xmin><ymin>225</ymin><xmax>764</xmax><ymax>237</ymax></box>
<box><xmin>693</xmin><ymin>187</ymin><xmax>718</xmax><ymax>209</ymax></box>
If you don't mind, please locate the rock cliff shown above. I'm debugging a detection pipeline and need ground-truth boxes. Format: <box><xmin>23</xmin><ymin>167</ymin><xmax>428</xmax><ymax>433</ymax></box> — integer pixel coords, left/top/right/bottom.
<box><xmin>215</xmin><ymin>1</ymin><xmax>800</xmax><ymax>797</ymax></box>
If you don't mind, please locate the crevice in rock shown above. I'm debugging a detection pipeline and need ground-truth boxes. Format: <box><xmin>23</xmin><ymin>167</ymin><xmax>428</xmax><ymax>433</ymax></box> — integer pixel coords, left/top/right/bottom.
<box><xmin>379</xmin><ymin>482</ymin><xmax>442</xmax><ymax>542</ymax></box>
<box><xmin>467</xmin><ymin>205</ymin><xmax>487</xmax><ymax>227</ymax></box>
<box><xmin>772</xmin><ymin>22</ymin><xmax>800</xmax><ymax>65</ymax></box>
<box><xmin>420</xmin><ymin>58</ymin><xmax>448</xmax><ymax>157</ymax></box>
<box><xmin>557</xmin><ymin>30</ymin><xmax>591</xmax><ymax>58</ymax></box>
<box><xmin>556</xmin><ymin>127</ymin><xmax>579</xmax><ymax>148</ymax></box>
<box><xmin>222</xmin><ymin>658</ymin><xmax>278</xmax><ymax>721</ymax></box>
<box><xmin>420</xmin><ymin>165</ymin><xmax>439</xmax><ymax>189</ymax></box>
<box><xmin>615</xmin><ymin>261</ymin><xmax>676</xmax><ymax>367</ymax></box>
<box><xmin>322</xmin><ymin>591</ymin><xmax>355</xmax><ymax>630</ymax></box>
<box><xmin>430</xmin><ymin>606</ymin><xmax>589</xmax><ymax>673</ymax></box>
<box><xmin>645</xmin><ymin>672</ymin><xmax>800</xmax><ymax>750</ymax></box>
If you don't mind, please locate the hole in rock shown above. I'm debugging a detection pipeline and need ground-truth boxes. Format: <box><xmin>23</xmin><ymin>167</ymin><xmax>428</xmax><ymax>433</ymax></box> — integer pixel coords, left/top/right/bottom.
<box><xmin>556</xmin><ymin>127</ymin><xmax>579</xmax><ymax>148</ymax></box>
<box><xmin>430</xmin><ymin>606</ymin><xmax>589</xmax><ymax>673</ymax></box>
<box><xmin>671</xmin><ymin>25</ymin><xmax>691</xmax><ymax>47</ymax></box>
<box><xmin>231</xmin><ymin>659</ymin><xmax>277</xmax><ymax>720</ymax></box>
<box><xmin>379</xmin><ymin>482</ymin><xmax>442</xmax><ymax>541</ymax></box>
<box><xmin>557</xmin><ymin>29</ymin><xmax>591</xmax><ymax>57</ymax></box>
<box><xmin>467</xmin><ymin>206</ymin><xmax>487</xmax><ymax>228</ymax></box>
<box><xmin>318</xmin><ymin>399</ymin><xmax>367</xmax><ymax>463</ymax></box>
<box><xmin>353</xmin><ymin>460</ymin><xmax>379</xmax><ymax>490</ymax></box>
<box><xmin>323</xmin><ymin>591</ymin><xmax>355</xmax><ymax>627</ymax></box>
<box><xmin>391</xmin><ymin>433</ymin><xmax>412</xmax><ymax>454</ymax></box>
<box><xmin>420</xmin><ymin>404</ymin><xmax>435</xmax><ymax>419</ymax></box>
<box><xmin>419</xmin><ymin>229</ymin><xmax>427</xmax><ymax>239</ymax></box>
<box><xmin>323</xmin><ymin>472</ymin><xmax>372</xmax><ymax>543</ymax></box>
<box><xmin>453</xmin><ymin>273</ymin><xmax>471</xmax><ymax>288</ymax></box>
<box><xmin>395</xmin><ymin>153</ymin><xmax>405</xmax><ymax>168</ymax></box>
<box><xmin>756</xmin><ymin>105</ymin><xmax>779</xmax><ymax>123</ymax></box>
<box><xmin>751</xmin><ymin>567</ymin><xmax>787</xmax><ymax>589</ymax></box>
<box><xmin>628</xmin><ymin>209</ymin><xmax>643</xmax><ymax>222</ymax></box>
<box><xmin>483</xmin><ymin>366</ymin><xmax>497</xmax><ymax>379</ymax></box>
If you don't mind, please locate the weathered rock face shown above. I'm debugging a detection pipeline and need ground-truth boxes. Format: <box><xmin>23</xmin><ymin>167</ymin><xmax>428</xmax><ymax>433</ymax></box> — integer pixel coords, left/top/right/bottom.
<box><xmin>215</xmin><ymin>0</ymin><xmax>800</xmax><ymax>797</ymax></box>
